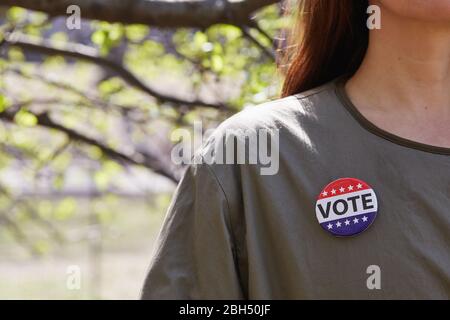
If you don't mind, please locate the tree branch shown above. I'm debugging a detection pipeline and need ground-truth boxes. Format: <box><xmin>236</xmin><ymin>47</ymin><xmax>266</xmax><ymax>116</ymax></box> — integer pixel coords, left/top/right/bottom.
<box><xmin>0</xmin><ymin>184</ymin><xmax>66</xmax><ymax>245</ymax></box>
<box><xmin>0</xmin><ymin>108</ymin><xmax>179</xmax><ymax>183</ymax></box>
<box><xmin>2</xmin><ymin>0</ymin><xmax>279</xmax><ymax>28</ymax></box>
<box><xmin>5</xmin><ymin>67</ymin><xmax>163</xmax><ymax>122</ymax></box>
<box><xmin>3</xmin><ymin>33</ymin><xmax>229</xmax><ymax>110</ymax></box>
<box><xmin>240</xmin><ymin>26</ymin><xmax>275</xmax><ymax>60</ymax></box>
<box><xmin>0</xmin><ymin>212</ymin><xmax>42</xmax><ymax>256</ymax></box>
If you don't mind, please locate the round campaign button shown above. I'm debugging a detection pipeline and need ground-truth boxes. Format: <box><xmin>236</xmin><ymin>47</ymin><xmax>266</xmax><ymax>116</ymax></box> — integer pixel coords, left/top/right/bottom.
<box><xmin>315</xmin><ymin>178</ymin><xmax>378</xmax><ymax>237</ymax></box>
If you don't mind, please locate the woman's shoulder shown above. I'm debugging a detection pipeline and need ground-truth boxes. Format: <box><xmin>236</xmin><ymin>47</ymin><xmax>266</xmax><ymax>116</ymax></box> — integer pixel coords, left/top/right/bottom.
<box><xmin>191</xmin><ymin>79</ymin><xmax>342</xmax><ymax>206</ymax></box>
<box><xmin>212</xmin><ymin>79</ymin><xmax>338</xmax><ymax>136</ymax></box>
<box><xmin>194</xmin><ymin>79</ymin><xmax>342</xmax><ymax>170</ymax></box>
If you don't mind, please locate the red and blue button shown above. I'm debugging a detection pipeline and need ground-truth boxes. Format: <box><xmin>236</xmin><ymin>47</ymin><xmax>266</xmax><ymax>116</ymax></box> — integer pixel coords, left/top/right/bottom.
<box><xmin>315</xmin><ymin>178</ymin><xmax>378</xmax><ymax>237</ymax></box>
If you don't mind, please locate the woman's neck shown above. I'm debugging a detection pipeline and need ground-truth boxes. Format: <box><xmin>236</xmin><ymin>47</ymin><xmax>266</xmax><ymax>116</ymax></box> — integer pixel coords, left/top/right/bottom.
<box><xmin>346</xmin><ymin>6</ymin><xmax>450</xmax><ymax>147</ymax></box>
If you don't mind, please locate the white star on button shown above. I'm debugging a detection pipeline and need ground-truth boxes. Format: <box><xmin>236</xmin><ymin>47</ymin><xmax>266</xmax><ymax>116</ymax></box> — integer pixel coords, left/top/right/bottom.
<box><xmin>362</xmin><ymin>216</ymin><xmax>368</xmax><ymax>222</ymax></box>
<box><xmin>357</xmin><ymin>183</ymin><xmax>363</xmax><ymax>189</ymax></box>
<box><xmin>331</xmin><ymin>189</ymin><xmax>337</xmax><ymax>195</ymax></box>
<box><xmin>348</xmin><ymin>185</ymin><xmax>354</xmax><ymax>191</ymax></box>
<box><xmin>353</xmin><ymin>217</ymin><xmax>359</xmax><ymax>224</ymax></box>
<box><xmin>344</xmin><ymin>219</ymin><xmax>350</xmax><ymax>226</ymax></box>
<box><xmin>336</xmin><ymin>221</ymin><xmax>342</xmax><ymax>228</ymax></box>
<box><xmin>327</xmin><ymin>223</ymin><xmax>333</xmax><ymax>230</ymax></box>
<box><xmin>339</xmin><ymin>187</ymin><xmax>345</xmax><ymax>193</ymax></box>
<box><xmin>322</xmin><ymin>191</ymin><xmax>328</xmax><ymax>197</ymax></box>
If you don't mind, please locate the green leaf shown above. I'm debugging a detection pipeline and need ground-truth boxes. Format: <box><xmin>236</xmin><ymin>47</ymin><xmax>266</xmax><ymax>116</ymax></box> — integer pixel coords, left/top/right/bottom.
<box><xmin>0</xmin><ymin>95</ymin><xmax>11</xmax><ymax>112</ymax></box>
<box><xmin>54</xmin><ymin>198</ymin><xmax>76</xmax><ymax>220</ymax></box>
<box><xmin>33</xmin><ymin>240</ymin><xmax>50</xmax><ymax>255</ymax></box>
<box><xmin>211</xmin><ymin>54</ymin><xmax>224</xmax><ymax>72</ymax></box>
<box><xmin>125</xmin><ymin>24</ymin><xmax>149</xmax><ymax>42</ymax></box>
<box><xmin>8</xmin><ymin>47</ymin><xmax>25</xmax><ymax>61</ymax></box>
<box><xmin>98</xmin><ymin>77</ymin><xmax>124</xmax><ymax>96</ymax></box>
<box><xmin>50</xmin><ymin>31</ymin><xmax>69</xmax><ymax>43</ymax></box>
<box><xmin>14</xmin><ymin>109</ymin><xmax>38</xmax><ymax>127</ymax></box>
<box><xmin>91</xmin><ymin>23</ymin><xmax>124</xmax><ymax>55</ymax></box>
<box><xmin>91</xmin><ymin>30</ymin><xmax>107</xmax><ymax>46</ymax></box>
<box><xmin>193</xmin><ymin>31</ymin><xmax>208</xmax><ymax>48</ymax></box>
<box><xmin>7</xmin><ymin>7</ymin><xmax>27</xmax><ymax>23</ymax></box>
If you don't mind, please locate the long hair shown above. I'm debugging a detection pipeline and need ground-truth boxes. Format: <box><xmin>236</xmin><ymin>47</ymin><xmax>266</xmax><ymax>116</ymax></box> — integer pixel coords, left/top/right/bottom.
<box><xmin>281</xmin><ymin>0</ymin><xmax>369</xmax><ymax>97</ymax></box>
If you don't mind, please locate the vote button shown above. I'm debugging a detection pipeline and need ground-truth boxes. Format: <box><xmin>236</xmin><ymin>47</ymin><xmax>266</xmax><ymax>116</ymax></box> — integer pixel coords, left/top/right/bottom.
<box><xmin>315</xmin><ymin>177</ymin><xmax>378</xmax><ymax>237</ymax></box>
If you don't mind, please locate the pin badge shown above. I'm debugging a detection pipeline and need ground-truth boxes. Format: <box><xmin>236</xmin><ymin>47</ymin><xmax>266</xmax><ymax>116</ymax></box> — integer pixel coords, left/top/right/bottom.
<box><xmin>315</xmin><ymin>177</ymin><xmax>378</xmax><ymax>237</ymax></box>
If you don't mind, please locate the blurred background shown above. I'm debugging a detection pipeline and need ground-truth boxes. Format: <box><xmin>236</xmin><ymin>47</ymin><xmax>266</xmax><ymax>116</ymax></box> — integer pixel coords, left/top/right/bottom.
<box><xmin>0</xmin><ymin>0</ymin><xmax>288</xmax><ymax>299</ymax></box>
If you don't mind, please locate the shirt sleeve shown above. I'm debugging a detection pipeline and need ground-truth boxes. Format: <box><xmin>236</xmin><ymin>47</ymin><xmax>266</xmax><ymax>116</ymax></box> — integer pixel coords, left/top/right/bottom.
<box><xmin>140</xmin><ymin>162</ymin><xmax>244</xmax><ymax>299</ymax></box>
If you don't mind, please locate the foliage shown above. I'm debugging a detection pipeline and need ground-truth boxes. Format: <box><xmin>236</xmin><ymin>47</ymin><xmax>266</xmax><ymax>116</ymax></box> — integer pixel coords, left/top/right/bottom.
<box><xmin>0</xmin><ymin>4</ymin><xmax>285</xmax><ymax>255</ymax></box>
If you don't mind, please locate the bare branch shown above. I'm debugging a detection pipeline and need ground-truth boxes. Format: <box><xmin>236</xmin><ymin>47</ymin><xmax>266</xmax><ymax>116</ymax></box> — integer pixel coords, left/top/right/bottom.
<box><xmin>2</xmin><ymin>0</ymin><xmax>280</xmax><ymax>28</ymax></box>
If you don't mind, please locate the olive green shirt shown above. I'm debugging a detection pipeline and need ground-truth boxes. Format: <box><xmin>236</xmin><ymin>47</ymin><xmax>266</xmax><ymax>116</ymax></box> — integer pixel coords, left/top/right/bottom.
<box><xmin>141</xmin><ymin>78</ymin><xmax>450</xmax><ymax>299</ymax></box>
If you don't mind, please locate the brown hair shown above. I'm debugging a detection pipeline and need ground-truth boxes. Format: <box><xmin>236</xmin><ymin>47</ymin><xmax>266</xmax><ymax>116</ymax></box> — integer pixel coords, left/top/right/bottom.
<box><xmin>281</xmin><ymin>0</ymin><xmax>369</xmax><ymax>97</ymax></box>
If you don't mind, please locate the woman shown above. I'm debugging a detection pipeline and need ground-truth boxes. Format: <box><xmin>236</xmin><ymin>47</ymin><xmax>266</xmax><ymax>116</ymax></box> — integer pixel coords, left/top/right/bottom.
<box><xmin>142</xmin><ymin>0</ymin><xmax>450</xmax><ymax>299</ymax></box>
